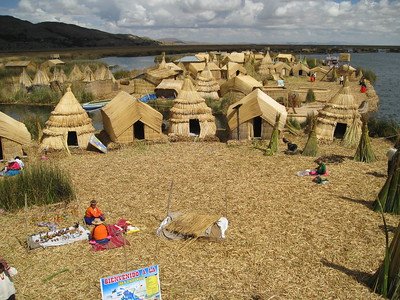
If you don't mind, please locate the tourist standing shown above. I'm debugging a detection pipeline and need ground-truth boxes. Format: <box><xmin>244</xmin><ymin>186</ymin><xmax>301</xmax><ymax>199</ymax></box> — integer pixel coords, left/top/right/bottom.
<box><xmin>339</xmin><ymin>75</ymin><xmax>344</xmax><ymax>85</ymax></box>
<box><xmin>0</xmin><ymin>259</ymin><xmax>17</xmax><ymax>300</ymax></box>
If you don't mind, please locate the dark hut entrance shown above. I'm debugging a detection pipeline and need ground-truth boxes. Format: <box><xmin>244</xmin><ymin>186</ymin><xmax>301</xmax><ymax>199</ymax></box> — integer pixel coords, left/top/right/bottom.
<box><xmin>134</xmin><ymin>121</ymin><xmax>145</xmax><ymax>140</ymax></box>
<box><xmin>0</xmin><ymin>138</ymin><xmax>3</xmax><ymax>160</ymax></box>
<box><xmin>253</xmin><ymin>116</ymin><xmax>262</xmax><ymax>138</ymax></box>
<box><xmin>67</xmin><ymin>131</ymin><xmax>78</xmax><ymax>146</ymax></box>
<box><xmin>334</xmin><ymin>123</ymin><xmax>347</xmax><ymax>139</ymax></box>
<box><xmin>299</xmin><ymin>70</ymin><xmax>303</xmax><ymax>76</ymax></box>
<box><xmin>236</xmin><ymin>70</ymin><xmax>240</xmax><ymax>76</ymax></box>
<box><xmin>189</xmin><ymin>119</ymin><xmax>200</xmax><ymax>135</ymax></box>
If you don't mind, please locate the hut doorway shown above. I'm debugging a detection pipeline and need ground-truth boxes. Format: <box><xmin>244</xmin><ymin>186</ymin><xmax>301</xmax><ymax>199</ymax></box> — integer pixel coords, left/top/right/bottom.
<box><xmin>189</xmin><ymin>119</ymin><xmax>200</xmax><ymax>136</ymax></box>
<box><xmin>334</xmin><ymin>123</ymin><xmax>347</xmax><ymax>139</ymax></box>
<box><xmin>134</xmin><ymin>121</ymin><xmax>145</xmax><ymax>140</ymax></box>
<box><xmin>67</xmin><ymin>131</ymin><xmax>78</xmax><ymax>146</ymax></box>
<box><xmin>299</xmin><ymin>70</ymin><xmax>303</xmax><ymax>76</ymax></box>
<box><xmin>0</xmin><ymin>138</ymin><xmax>3</xmax><ymax>160</ymax></box>
<box><xmin>253</xmin><ymin>116</ymin><xmax>262</xmax><ymax>138</ymax></box>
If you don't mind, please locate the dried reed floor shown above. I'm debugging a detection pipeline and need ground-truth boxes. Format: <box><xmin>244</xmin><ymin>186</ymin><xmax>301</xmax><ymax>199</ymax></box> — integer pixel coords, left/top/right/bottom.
<box><xmin>0</xmin><ymin>138</ymin><xmax>397</xmax><ymax>299</ymax></box>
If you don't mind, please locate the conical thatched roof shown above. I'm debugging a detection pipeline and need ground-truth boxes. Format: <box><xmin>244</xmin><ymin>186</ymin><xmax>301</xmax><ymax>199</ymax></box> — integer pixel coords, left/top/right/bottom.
<box><xmin>0</xmin><ymin>111</ymin><xmax>31</xmax><ymax>146</ymax></box>
<box><xmin>220</xmin><ymin>74</ymin><xmax>263</xmax><ymax>97</ymax></box>
<box><xmin>316</xmin><ymin>80</ymin><xmax>361</xmax><ymax>141</ymax></box>
<box><xmin>95</xmin><ymin>65</ymin><xmax>108</xmax><ymax>80</ymax></box>
<box><xmin>32</xmin><ymin>69</ymin><xmax>50</xmax><ymax>86</ymax></box>
<box><xmin>258</xmin><ymin>52</ymin><xmax>275</xmax><ymax>76</ymax></box>
<box><xmin>169</xmin><ymin>76</ymin><xmax>216</xmax><ymax>138</ymax></box>
<box><xmin>292</xmin><ymin>63</ymin><xmax>310</xmax><ymax>76</ymax></box>
<box><xmin>19</xmin><ymin>68</ymin><xmax>32</xmax><ymax>88</ymax></box>
<box><xmin>83</xmin><ymin>66</ymin><xmax>95</xmax><ymax>82</ymax></box>
<box><xmin>58</xmin><ymin>69</ymin><xmax>68</xmax><ymax>83</ymax></box>
<box><xmin>195</xmin><ymin>63</ymin><xmax>220</xmax><ymax>100</ymax></box>
<box><xmin>41</xmin><ymin>87</ymin><xmax>95</xmax><ymax>150</ymax></box>
<box><xmin>146</xmin><ymin>56</ymin><xmax>178</xmax><ymax>86</ymax></box>
<box><xmin>69</xmin><ymin>65</ymin><xmax>83</xmax><ymax>81</ymax></box>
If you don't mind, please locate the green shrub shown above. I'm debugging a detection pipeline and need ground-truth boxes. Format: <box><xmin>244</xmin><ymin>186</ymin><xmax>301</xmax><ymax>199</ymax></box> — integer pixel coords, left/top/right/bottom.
<box><xmin>22</xmin><ymin>114</ymin><xmax>47</xmax><ymax>141</ymax></box>
<box><xmin>0</xmin><ymin>68</ymin><xmax>20</xmax><ymax>80</ymax></box>
<box><xmin>71</xmin><ymin>82</ymin><xmax>94</xmax><ymax>103</ymax></box>
<box><xmin>368</xmin><ymin>117</ymin><xmax>399</xmax><ymax>142</ymax></box>
<box><xmin>147</xmin><ymin>99</ymin><xmax>174</xmax><ymax>113</ymax></box>
<box><xmin>0</xmin><ymin>163</ymin><xmax>75</xmax><ymax>211</ymax></box>
<box><xmin>220</xmin><ymin>93</ymin><xmax>236</xmax><ymax>114</ymax></box>
<box><xmin>288</xmin><ymin>118</ymin><xmax>301</xmax><ymax>130</ymax></box>
<box><xmin>305</xmin><ymin>88</ymin><xmax>316</xmax><ymax>103</ymax></box>
<box><xmin>205</xmin><ymin>97</ymin><xmax>223</xmax><ymax>114</ymax></box>
<box><xmin>28</xmin><ymin>87</ymin><xmax>61</xmax><ymax>104</ymax></box>
<box><xmin>113</xmin><ymin>70</ymin><xmax>131</xmax><ymax>79</ymax></box>
<box><xmin>358</xmin><ymin>68</ymin><xmax>377</xmax><ymax>84</ymax></box>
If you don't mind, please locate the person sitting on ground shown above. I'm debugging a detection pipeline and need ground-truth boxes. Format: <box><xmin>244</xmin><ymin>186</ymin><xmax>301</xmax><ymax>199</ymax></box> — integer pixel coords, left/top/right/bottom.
<box><xmin>0</xmin><ymin>259</ymin><xmax>17</xmax><ymax>300</ymax></box>
<box><xmin>90</xmin><ymin>218</ymin><xmax>110</xmax><ymax>245</ymax></box>
<box><xmin>283</xmin><ymin>137</ymin><xmax>298</xmax><ymax>154</ymax></box>
<box><xmin>84</xmin><ymin>200</ymin><xmax>105</xmax><ymax>225</ymax></box>
<box><xmin>0</xmin><ymin>157</ymin><xmax>24</xmax><ymax>177</ymax></box>
<box><xmin>315</xmin><ymin>159</ymin><xmax>327</xmax><ymax>175</ymax></box>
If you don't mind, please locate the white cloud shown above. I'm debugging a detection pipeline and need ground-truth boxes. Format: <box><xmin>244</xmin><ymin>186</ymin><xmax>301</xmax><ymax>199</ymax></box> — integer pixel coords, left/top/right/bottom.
<box><xmin>3</xmin><ymin>0</ymin><xmax>400</xmax><ymax>44</ymax></box>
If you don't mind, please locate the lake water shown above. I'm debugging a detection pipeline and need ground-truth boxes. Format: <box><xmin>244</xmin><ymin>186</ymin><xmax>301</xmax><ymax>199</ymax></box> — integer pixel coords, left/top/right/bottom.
<box><xmin>1</xmin><ymin>52</ymin><xmax>399</xmax><ymax>126</ymax></box>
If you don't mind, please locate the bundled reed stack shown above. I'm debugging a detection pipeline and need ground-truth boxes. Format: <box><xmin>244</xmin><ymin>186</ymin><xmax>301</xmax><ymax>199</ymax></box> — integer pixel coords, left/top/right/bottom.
<box><xmin>32</xmin><ymin>69</ymin><xmax>50</xmax><ymax>86</ymax></box>
<box><xmin>342</xmin><ymin>113</ymin><xmax>362</xmax><ymax>148</ymax></box>
<box><xmin>82</xmin><ymin>66</ymin><xmax>95</xmax><ymax>82</ymax></box>
<box><xmin>370</xmin><ymin>221</ymin><xmax>400</xmax><ymax>298</ymax></box>
<box><xmin>169</xmin><ymin>76</ymin><xmax>216</xmax><ymax>138</ymax></box>
<box><xmin>265</xmin><ymin>113</ymin><xmax>280</xmax><ymax>156</ymax></box>
<box><xmin>354</xmin><ymin>114</ymin><xmax>376</xmax><ymax>163</ymax></box>
<box><xmin>302</xmin><ymin>113</ymin><xmax>318</xmax><ymax>157</ymax></box>
<box><xmin>51</xmin><ymin>68</ymin><xmax>67</xmax><ymax>83</ymax></box>
<box><xmin>373</xmin><ymin>149</ymin><xmax>400</xmax><ymax>213</ymax></box>
<box><xmin>69</xmin><ymin>65</ymin><xmax>83</xmax><ymax>82</ymax></box>
<box><xmin>19</xmin><ymin>68</ymin><xmax>32</xmax><ymax>89</ymax></box>
<box><xmin>196</xmin><ymin>62</ymin><xmax>220</xmax><ymax>100</ymax></box>
<box><xmin>94</xmin><ymin>65</ymin><xmax>108</xmax><ymax>80</ymax></box>
<box><xmin>315</xmin><ymin>80</ymin><xmax>361</xmax><ymax>142</ymax></box>
<box><xmin>258</xmin><ymin>51</ymin><xmax>274</xmax><ymax>76</ymax></box>
<box><xmin>41</xmin><ymin>87</ymin><xmax>95</xmax><ymax>150</ymax></box>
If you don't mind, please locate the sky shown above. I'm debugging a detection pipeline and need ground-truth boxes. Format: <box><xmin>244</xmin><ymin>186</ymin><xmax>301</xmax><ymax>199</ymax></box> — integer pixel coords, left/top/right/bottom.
<box><xmin>1</xmin><ymin>0</ymin><xmax>400</xmax><ymax>45</ymax></box>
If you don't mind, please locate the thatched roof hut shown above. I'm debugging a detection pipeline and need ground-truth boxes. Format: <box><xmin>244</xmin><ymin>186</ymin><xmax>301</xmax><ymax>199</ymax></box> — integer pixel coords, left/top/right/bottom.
<box><xmin>41</xmin><ymin>87</ymin><xmax>95</xmax><ymax>150</ymax></box>
<box><xmin>188</xmin><ymin>62</ymin><xmax>221</xmax><ymax>80</ymax></box>
<box><xmin>226</xmin><ymin>88</ymin><xmax>287</xmax><ymax>140</ymax></box>
<box><xmin>19</xmin><ymin>68</ymin><xmax>32</xmax><ymax>88</ymax></box>
<box><xmin>221</xmin><ymin>62</ymin><xmax>248</xmax><ymax>79</ymax></box>
<box><xmin>169</xmin><ymin>76</ymin><xmax>216</xmax><ymax>138</ymax></box>
<box><xmin>291</xmin><ymin>63</ymin><xmax>310</xmax><ymax>77</ymax></box>
<box><xmin>69</xmin><ymin>65</ymin><xmax>83</xmax><ymax>82</ymax></box>
<box><xmin>310</xmin><ymin>66</ymin><xmax>329</xmax><ymax>79</ymax></box>
<box><xmin>0</xmin><ymin>111</ymin><xmax>31</xmax><ymax>160</ymax></box>
<box><xmin>274</xmin><ymin>62</ymin><xmax>291</xmax><ymax>77</ymax></box>
<box><xmin>165</xmin><ymin>62</ymin><xmax>183</xmax><ymax>74</ymax></box>
<box><xmin>258</xmin><ymin>51</ymin><xmax>275</xmax><ymax>76</ymax></box>
<box><xmin>32</xmin><ymin>69</ymin><xmax>50</xmax><ymax>86</ymax></box>
<box><xmin>5</xmin><ymin>60</ymin><xmax>36</xmax><ymax>72</ymax></box>
<box><xmin>220</xmin><ymin>74</ymin><xmax>263</xmax><ymax>101</ymax></box>
<box><xmin>276</xmin><ymin>54</ymin><xmax>296</xmax><ymax>64</ymax></box>
<box><xmin>155</xmin><ymin>79</ymin><xmax>183</xmax><ymax>99</ymax></box>
<box><xmin>102</xmin><ymin>91</ymin><xmax>163</xmax><ymax>142</ymax></box>
<box><xmin>195</xmin><ymin>63</ymin><xmax>220</xmax><ymax>101</ymax></box>
<box><xmin>223</xmin><ymin>52</ymin><xmax>245</xmax><ymax>65</ymax></box>
<box><xmin>82</xmin><ymin>66</ymin><xmax>95</xmax><ymax>82</ymax></box>
<box><xmin>315</xmin><ymin>80</ymin><xmax>361</xmax><ymax>142</ymax></box>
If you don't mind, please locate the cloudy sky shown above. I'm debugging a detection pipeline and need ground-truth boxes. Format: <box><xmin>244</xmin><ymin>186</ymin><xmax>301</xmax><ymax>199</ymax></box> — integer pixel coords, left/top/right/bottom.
<box><xmin>1</xmin><ymin>0</ymin><xmax>399</xmax><ymax>45</ymax></box>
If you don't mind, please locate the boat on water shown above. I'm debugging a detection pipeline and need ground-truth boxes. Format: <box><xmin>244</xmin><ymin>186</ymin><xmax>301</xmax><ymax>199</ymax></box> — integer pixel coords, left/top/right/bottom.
<box><xmin>82</xmin><ymin>100</ymin><xmax>110</xmax><ymax>112</ymax></box>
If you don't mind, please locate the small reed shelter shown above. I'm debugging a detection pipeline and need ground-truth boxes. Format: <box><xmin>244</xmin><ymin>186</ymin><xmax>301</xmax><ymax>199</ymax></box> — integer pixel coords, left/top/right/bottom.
<box><xmin>19</xmin><ymin>68</ymin><xmax>32</xmax><ymax>89</ymax></box>
<box><xmin>155</xmin><ymin>79</ymin><xmax>183</xmax><ymax>99</ymax></box>
<box><xmin>291</xmin><ymin>63</ymin><xmax>310</xmax><ymax>77</ymax></box>
<box><xmin>32</xmin><ymin>69</ymin><xmax>50</xmax><ymax>86</ymax></box>
<box><xmin>0</xmin><ymin>112</ymin><xmax>31</xmax><ymax>160</ymax></box>
<box><xmin>169</xmin><ymin>76</ymin><xmax>216</xmax><ymax>138</ymax></box>
<box><xmin>102</xmin><ymin>91</ymin><xmax>163</xmax><ymax>142</ymax></box>
<box><xmin>220</xmin><ymin>74</ymin><xmax>263</xmax><ymax>101</ymax></box>
<box><xmin>258</xmin><ymin>51</ymin><xmax>274</xmax><ymax>76</ymax></box>
<box><xmin>221</xmin><ymin>62</ymin><xmax>247</xmax><ymax>79</ymax></box>
<box><xmin>226</xmin><ymin>88</ymin><xmax>287</xmax><ymax>140</ymax></box>
<box><xmin>41</xmin><ymin>87</ymin><xmax>95</xmax><ymax>150</ymax></box>
<box><xmin>315</xmin><ymin>81</ymin><xmax>361</xmax><ymax>142</ymax></box>
<box><xmin>195</xmin><ymin>63</ymin><xmax>220</xmax><ymax>101</ymax></box>
<box><xmin>69</xmin><ymin>65</ymin><xmax>83</xmax><ymax>82</ymax></box>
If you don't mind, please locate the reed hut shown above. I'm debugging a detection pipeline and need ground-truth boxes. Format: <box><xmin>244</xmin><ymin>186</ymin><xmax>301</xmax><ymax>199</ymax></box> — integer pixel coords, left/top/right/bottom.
<box><xmin>102</xmin><ymin>91</ymin><xmax>163</xmax><ymax>142</ymax></box>
<box><xmin>310</xmin><ymin>66</ymin><xmax>329</xmax><ymax>80</ymax></box>
<box><xmin>51</xmin><ymin>68</ymin><xmax>67</xmax><ymax>83</ymax></box>
<box><xmin>315</xmin><ymin>80</ymin><xmax>361</xmax><ymax>142</ymax></box>
<box><xmin>169</xmin><ymin>76</ymin><xmax>216</xmax><ymax>138</ymax></box>
<box><xmin>69</xmin><ymin>65</ymin><xmax>83</xmax><ymax>82</ymax></box>
<box><xmin>19</xmin><ymin>68</ymin><xmax>32</xmax><ymax>89</ymax></box>
<box><xmin>221</xmin><ymin>62</ymin><xmax>247</xmax><ymax>79</ymax></box>
<box><xmin>5</xmin><ymin>60</ymin><xmax>36</xmax><ymax>72</ymax></box>
<box><xmin>82</xmin><ymin>66</ymin><xmax>95</xmax><ymax>83</ymax></box>
<box><xmin>222</xmin><ymin>52</ymin><xmax>245</xmax><ymax>65</ymax></box>
<box><xmin>195</xmin><ymin>63</ymin><xmax>220</xmax><ymax>101</ymax></box>
<box><xmin>274</xmin><ymin>62</ymin><xmax>291</xmax><ymax>77</ymax></box>
<box><xmin>0</xmin><ymin>111</ymin><xmax>31</xmax><ymax>160</ymax></box>
<box><xmin>226</xmin><ymin>88</ymin><xmax>287</xmax><ymax>140</ymax></box>
<box><xmin>32</xmin><ymin>69</ymin><xmax>50</xmax><ymax>86</ymax></box>
<box><xmin>291</xmin><ymin>63</ymin><xmax>310</xmax><ymax>77</ymax></box>
<box><xmin>188</xmin><ymin>62</ymin><xmax>221</xmax><ymax>80</ymax></box>
<box><xmin>220</xmin><ymin>74</ymin><xmax>263</xmax><ymax>101</ymax></box>
<box><xmin>258</xmin><ymin>51</ymin><xmax>275</xmax><ymax>76</ymax></box>
<box><xmin>165</xmin><ymin>62</ymin><xmax>183</xmax><ymax>75</ymax></box>
<box><xmin>155</xmin><ymin>79</ymin><xmax>183</xmax><ymax>99</ymax></box>
<box><xmin>41</xmin><ymin>87</ymin><xmax>95</xmax><ymax>150</ymax></box>
<box><xmin>276</xmin><ymin>54</ymin><xmax>296</xmax><ymax>64</ymax></box>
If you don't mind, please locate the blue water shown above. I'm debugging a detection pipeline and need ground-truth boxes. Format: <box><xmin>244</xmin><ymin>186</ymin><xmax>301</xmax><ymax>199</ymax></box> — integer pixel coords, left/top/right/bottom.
<box><xmin>99</xmin><ymin>56</ymin><xmax>156</xmax><ymax>70</ymax></box>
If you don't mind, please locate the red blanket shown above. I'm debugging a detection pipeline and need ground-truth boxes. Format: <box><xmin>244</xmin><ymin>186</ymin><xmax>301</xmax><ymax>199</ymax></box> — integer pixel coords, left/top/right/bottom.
<box><xmin>90</xmin><ymin>220</ymin><xmax>130</xmax><ymax>251</ymax></box>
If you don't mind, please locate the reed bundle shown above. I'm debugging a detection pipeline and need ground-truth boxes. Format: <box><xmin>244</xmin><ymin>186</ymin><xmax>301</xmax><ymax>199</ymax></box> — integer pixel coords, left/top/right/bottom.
<box><xmin>165</xmin><ymin>212</ymin><xmax>220</xmax><ymax>238</ymax></box>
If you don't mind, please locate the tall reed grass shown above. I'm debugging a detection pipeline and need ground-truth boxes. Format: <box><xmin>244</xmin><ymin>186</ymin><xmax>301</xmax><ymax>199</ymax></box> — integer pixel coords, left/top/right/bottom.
<box><xmin>0</xmin><ymin>163</ymin><xmax>75</xmax><ymax>211</ymax></box>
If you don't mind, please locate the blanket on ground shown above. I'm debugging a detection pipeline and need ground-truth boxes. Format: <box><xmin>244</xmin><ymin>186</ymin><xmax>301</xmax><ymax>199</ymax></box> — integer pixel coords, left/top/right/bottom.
<box><xmin>90</xmin><ymin>219</ymin><xmax>130</xmax><ymax>251</ymax></box>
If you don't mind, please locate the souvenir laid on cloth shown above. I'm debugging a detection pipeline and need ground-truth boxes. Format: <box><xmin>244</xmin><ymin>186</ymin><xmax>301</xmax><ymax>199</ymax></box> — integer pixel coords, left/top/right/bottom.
<box><xmin>157</xmin><ymin>211</ymin><xmax>228</xmax><ymax>241</ymax></box>
<box><xmin>297</xmin><ymin>169</ymin><xmax>329</xmax><ymax>176</ymax></box>
<box><xmin>313</xmin><ymin>176</ymin><xmax>329</xmax><ymax>185</ymax></box>
<box><xmin>27</xmin><ymin>224</ymin><xmax>89</xmax><ymax>249</ymax></box>
<box><xmin>90</xmin><ymin>219</ymin><xmax>131</xmax><ymax>252</ymax></box>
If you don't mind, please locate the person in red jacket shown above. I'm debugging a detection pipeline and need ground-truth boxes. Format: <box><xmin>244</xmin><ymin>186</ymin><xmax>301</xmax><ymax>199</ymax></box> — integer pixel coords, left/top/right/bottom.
<box><xmin>84</xmin><ymin>200</ymin><xmax>105</xmax><ymax>225</ymax></box>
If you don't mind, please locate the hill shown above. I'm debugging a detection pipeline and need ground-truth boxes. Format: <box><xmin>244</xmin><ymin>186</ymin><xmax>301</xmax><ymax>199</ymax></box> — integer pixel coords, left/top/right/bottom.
<box><xmin>0</xmin><ymin>15</ymin><xmax>160</xmax><ymax>51</ymax></box>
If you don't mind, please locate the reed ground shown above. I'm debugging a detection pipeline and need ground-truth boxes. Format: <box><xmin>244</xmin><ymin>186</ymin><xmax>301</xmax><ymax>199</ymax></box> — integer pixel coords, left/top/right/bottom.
<box><xmin>0</xmin><ymin>137</ymin><xmax>397</xmax><ymax>299</ymax></box>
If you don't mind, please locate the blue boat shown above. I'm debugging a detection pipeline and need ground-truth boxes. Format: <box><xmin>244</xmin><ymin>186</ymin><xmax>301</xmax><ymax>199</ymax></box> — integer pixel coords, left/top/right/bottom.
<box><xmin>139</xmin><ymin>93</ymin><xmax>157</xmax><ymax>103</ymax></box>
<box><xmin>82</xmin><ymin>100</ymin><xmax>110</xmax><ymax>112</ymax></box>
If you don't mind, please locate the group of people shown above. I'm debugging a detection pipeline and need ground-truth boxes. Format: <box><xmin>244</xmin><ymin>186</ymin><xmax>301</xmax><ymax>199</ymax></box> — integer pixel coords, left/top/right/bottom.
<box><xmin>84</xmin><ymin>200</ymin><xmax>110</xmax><ymax>244</ymax></box>
<box><xmin>360</xmin><ymin>77</ymin><xmax>367</xmax><ymax>93</ymax></box>
<box><xmin>0</xmin><ymin>157</ymin><xmax>24</xmax><ymax>177</ymax></box>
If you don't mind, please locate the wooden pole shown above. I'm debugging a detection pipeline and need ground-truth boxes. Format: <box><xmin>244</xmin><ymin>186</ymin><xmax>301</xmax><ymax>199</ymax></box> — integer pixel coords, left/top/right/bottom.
<box><xmin>167</xmin><ymin>180</ymin><xmax>174</xmax><ymax>215</ymax></box>
<box><xmin>24</xmin><ymin>193</ymin><xmax>29</xmax><ymax>250</ymax></box>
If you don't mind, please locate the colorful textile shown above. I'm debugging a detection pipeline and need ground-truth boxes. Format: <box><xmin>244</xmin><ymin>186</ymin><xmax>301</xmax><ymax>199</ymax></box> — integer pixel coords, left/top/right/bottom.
<box><xmin>91</xmin><ymin>220</ymin><xmax>130</xmax><ymax>252</ymax></box>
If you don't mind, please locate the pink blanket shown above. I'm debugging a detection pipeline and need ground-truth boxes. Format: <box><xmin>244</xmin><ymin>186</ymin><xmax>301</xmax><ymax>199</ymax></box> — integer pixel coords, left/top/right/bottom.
<box><xmin>90</xmin><ymin>219</ymin><xmax>130</xmax><ymax>251</ymax></box>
